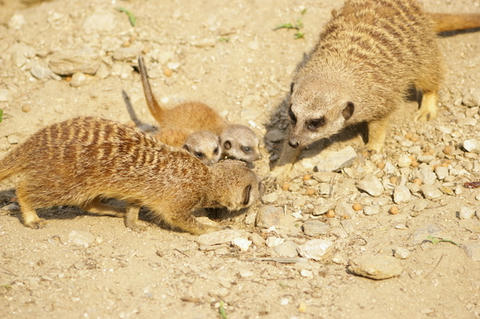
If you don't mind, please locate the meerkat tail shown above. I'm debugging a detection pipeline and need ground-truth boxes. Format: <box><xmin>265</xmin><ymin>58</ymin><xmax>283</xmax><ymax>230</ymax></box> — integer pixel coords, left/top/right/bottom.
<box><xmin>430</xmin><ymin>13</ymin><xmax>480</xmax><ymax>33</ymax></box>
<box><xmin>138</xmin><ymin>56</ymin><xmax>165</xmax><ymax>124</ymax></box>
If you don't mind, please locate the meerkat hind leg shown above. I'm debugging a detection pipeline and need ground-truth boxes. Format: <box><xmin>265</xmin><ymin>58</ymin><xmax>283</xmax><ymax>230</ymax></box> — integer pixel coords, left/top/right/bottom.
<box><xmin>366</xmin><ymin>116</ymin><xmax>390</xmax><ymax>153</ymax></box>
<box><xmin>415</xmin><ymin>90</ymin><xmax>438</xmax><ymax>122</ymax></box>
<box><xmin>16</xmin><ymin>185</ymin><xmax>46</xmax><ymax>229</ymax></box>
<box><xmin>124</xmin><ymin>205</ymin><xmax>146</xmax><ymax>232</ymax></box>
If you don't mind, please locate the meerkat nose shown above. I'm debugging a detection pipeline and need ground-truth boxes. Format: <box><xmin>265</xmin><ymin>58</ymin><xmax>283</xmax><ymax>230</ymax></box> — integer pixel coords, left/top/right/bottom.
<box><xmin>288</xmin><ymin>139</ymin><xmax>300</xmax><ymax>148</ymax></box>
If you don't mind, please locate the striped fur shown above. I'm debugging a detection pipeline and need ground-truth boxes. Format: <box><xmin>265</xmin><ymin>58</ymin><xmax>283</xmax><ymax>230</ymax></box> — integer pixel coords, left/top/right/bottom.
<box><xmin>0</xmin><ymin>117</ymin><xmax>260</xmax><ymax>234</ymax></box>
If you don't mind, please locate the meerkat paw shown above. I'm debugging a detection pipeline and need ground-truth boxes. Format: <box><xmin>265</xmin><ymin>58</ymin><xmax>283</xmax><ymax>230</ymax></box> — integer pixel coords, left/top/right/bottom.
<box><xmin>24</xmin><ymin>217</ymin><xmax>47</xmax><ymax>229</ymax></box>
<box><xmin>415</xmin><ymin>91</ymin><xmax>438</xmax><ymax>122</ymax></box>
<box><xmin>126</xmin><ymin>223</ymin><xmax>147</xmax><ymax>232</ymax></box>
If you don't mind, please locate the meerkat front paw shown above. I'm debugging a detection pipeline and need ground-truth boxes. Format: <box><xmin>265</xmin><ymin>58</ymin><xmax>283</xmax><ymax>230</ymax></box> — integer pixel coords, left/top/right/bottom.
<box><xmin>24</xmin><ymin>218</ymin><xmax>47</xmax><ymax>229</ymax></box>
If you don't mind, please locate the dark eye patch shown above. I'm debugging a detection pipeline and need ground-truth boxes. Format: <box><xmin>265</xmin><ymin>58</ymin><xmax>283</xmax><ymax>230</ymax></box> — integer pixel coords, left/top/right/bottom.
<box><xmin>306</xmin><ymin>116</ymin><xmax>326</xmax><ymax>131</ymax></box>
<box><xmin>242</xmin><ymin>184</ymin><xmax>252</xmax><ymax>205</ymax></box>
<box><xmin>288</xmin><ymin>104</ymin><xmax>297</xmax><ymax>124</ymax></box>
<box><xmin>213</xmin><ymin>147</ymin><xmax>219</xmax><ymax>154</ymax></box>
<box><xmin>223</xmin><ymin>141</ymin><xmax>232</xmax><ymax>150</ymax></box>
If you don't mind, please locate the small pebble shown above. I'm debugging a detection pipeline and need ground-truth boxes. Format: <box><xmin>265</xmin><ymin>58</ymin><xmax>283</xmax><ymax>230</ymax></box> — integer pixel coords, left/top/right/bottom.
<box><xmin>389</xmin><ymin>206</ymin><xmax>399</xmax><ymax>215</ymax></box>
<box><xmin>364</xmin><ymin>205</ymin><xmax>380</xmax><ymax>216</ymax></box>
<box><xmin>300</xmin><ymin>269</ymin><xmax>313</xmax><ymax>278</ymax></box>
<box><xmin>458</xmin><ymin>206</ymin><xmax>476</xmax><ymax>220</ymax></box>
<box><xmin>21</xmin><ymin>105</ymin><xmax>31</xmax><ymax>113</ymax></box>
<box><xmin>421</xmin><ymin>185</ymin><xmax>442</xmax><ymax>200</ymax></box>
<box><xmin>297</xmin><ymin>239</ymin><xmax>333</xmax><ymax>261</ymax></box>
<box><xmin>357</xmin><ymin>175</ymin><xmax>384</xmax><ymax>197</ymax></box>
<box><xmin>393</xmin><ymin>247</ymin><xmax>410</xmax><ymax>259</ymax></box>
<box><xmin>348</xmin><ymin>254</ymin><xmax>403</xmax><ymax>280</ymax></box>
<box><xmin>266</xmin><ymin>236</ymin><xmax>284</xmax><ymax>248</ymax></box>
<box><xmin>463</xmin><ymin>139</ymin><xmax>480</xmax><ymax>153</ymax></box>
<box><xmin>352</xmin><ymin>203</ymin><xmax>363</xmax><ymax>211</ymax></box>
<box><xmin>393</xmin><ymin>185</ymin><xmax>411</xmax><ymax>204</ymax></box>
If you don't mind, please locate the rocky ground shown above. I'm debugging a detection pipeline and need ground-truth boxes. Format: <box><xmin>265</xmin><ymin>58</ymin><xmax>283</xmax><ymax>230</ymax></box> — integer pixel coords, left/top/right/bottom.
<box><xmin>1</xmin><ymin>0</ymin><xmax>480</xmax><ymax>318</ymax></box>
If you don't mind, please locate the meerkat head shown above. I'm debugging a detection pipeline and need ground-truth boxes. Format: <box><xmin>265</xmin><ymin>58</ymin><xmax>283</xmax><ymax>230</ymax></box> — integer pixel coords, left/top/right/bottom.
<box><xmin>287</xmin><ymin>75</ymin><xmax>357</xmax><ymax>148</ymax></box>
<box><xmin>183</xmin><ymin>131</ymin><xmax>222</xmax><ymax>166</ymax></box>
<box><xmin>209</xmin><ymin>159</ymin><xmax>262</xmax><ymax>211</ymax></box>
<box><xmin>220</xmin><ymin>124</ymin><xmax>261</xmax><ymax>164</ymax></box>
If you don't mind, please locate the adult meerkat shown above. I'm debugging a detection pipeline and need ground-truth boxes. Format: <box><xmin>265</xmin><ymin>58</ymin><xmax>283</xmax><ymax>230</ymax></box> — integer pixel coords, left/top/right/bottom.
<box><xmin>273</xmin><ymin>1</ymin><xmax>480</xmax><ymax>179</ymax></box>
<box><xmin>137</xmin><ymin>56</ymin><xmax>260</xmax><ymax>164</ymax></box>
<box><xmin>0</xmin><ymin>117</ymin><xmax>261</xmax><ymax>234</ymax></box>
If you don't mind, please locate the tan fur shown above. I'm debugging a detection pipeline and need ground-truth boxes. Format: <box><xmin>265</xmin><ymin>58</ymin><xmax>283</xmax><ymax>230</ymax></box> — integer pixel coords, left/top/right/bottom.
<box><xmin>0</xmin><ymin>117</ymin><xmax>261</xmax><ymax>234</ymax></box>
<box><xmin>138</xmin><ymin>56</ymin><xmax>260</xmax><ymax>164</ymax></box>
<box><xmin>273</xmin><ymin>0</ymin><xmax>480</xmax><ymax>180</ymax></box>
<box><xmin>431</xmin><ymin>13</ymin><xmax>480</xmax><ymax>33</ymax></box>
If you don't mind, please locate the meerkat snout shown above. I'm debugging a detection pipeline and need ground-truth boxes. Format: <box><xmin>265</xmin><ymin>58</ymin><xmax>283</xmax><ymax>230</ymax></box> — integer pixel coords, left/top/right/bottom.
<box><xmin>220</xmin><ymin>124</ymin><xmax>261</xmax><ymax>164</ymax></box>
<box><xmin>183</xmin><ymin>131</ymin><xmax>222</xmax><ymax>165</ymax></box>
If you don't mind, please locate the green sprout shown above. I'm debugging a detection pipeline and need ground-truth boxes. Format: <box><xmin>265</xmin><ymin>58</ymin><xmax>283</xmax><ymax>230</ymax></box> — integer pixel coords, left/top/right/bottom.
<box><xmin>0</xmin><ymin>109</ymin><xmax>3</xmax><ymax>123</ymax></box>
<box><xmin>219</xmin><ymin>301</ymin><xmax>227</xmax><ymax>319</ymax></box>
<box><xmin>425</xmin><ymin>235</ymin><xmax>460</xmax><ymax>247</ymax></box>
<box><xmin>116</xmin><ymin>7</ymin><xmax>136</xmax><ymax>27</ymax></box>
<box><xmin>274</xmin><ymin>16</ymin><xmax>306</xmax><ymax>39</ymax></box>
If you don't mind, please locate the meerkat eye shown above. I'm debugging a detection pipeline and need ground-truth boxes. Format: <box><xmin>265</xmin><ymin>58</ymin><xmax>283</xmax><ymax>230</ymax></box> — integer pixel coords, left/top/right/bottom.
<box><xmin>288</xmin><ymin>104</ymin><xmax>297</xmax><ymax>124</ymax></box>
<box><xmin>194</xmin><ymin>151</ymin><xmax>205</xmax><ymax>159</ymax></box>
<box><xmin>213</xmin><ymin>147</ymin><xmax>219</xmax><ymax>154</ymax></box>
<box><xmin>242</xmin><ymin>184</ymin><xmax>252</xmax><ymax>205</ymax></box>
<box><xmin>223</xmin><ymin>141</ymin><xmax>232</xmax><ymax>150</ymax></box>
<box><xmin>306</xmin><ymin>116</ymin><xmax>326</xmax><ymax>131</ymax></box>
<box><xmin>342</xmin><ymin>101</ymin><xmax>355</xmax><ymax>120</ymax></box>
<box><xmin>241</xmin><ymin>146</ymin><xmax>252</xmax><ymax>153</ymax></box>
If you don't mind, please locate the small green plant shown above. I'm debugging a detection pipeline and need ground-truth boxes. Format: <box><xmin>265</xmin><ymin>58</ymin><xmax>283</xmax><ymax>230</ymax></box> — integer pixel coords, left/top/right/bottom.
<box><xmin>218</xmin><ymin>301</ymin><xmax>227</xmax><ymax>319</ymax></box>
<box><xmin>116</xmin><ymin>7</ymin><xmax>136</xmax><ymax>27</ymax></box>
<box><xmin>0</xmin><ymin>109</ymin><xmax>3</xmax><ymax>123</ymax></box>
<box><xmin>273</xmin><ymin>9</ymin><xmax>307</xmax><ymax>39</ymax></box>
<box><xmin>218</xmin><ymin>37</ymin><xmax>230</xmax><ymax>43</ymax></box>
<box><xmin>425</xmin><ymin>235</ymin><xmax>460</xmax><ymax>246</ymax></box>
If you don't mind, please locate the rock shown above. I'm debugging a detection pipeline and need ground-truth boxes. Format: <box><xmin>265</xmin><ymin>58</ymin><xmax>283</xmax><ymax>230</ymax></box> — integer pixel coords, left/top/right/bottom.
<box><xmin>8</xmin><ymin>14</ymin><xmax>25</xmax><ymax>30</ymax></box>
<box><xmin>302</xmin><ymin>146</ymin><xmax>357</xmax><ymax>172</ymax></box>
<box><xmin>273</xmin><ymin>241</ymin><xmax>298</xmax><ymax>258</ymax></box>
<box><xmin>265</xmin><ymin>129</ymin><xmax>284</xmax><ymax>143</ymax></box>
<box><xmin>397</xmin><ymin>154</ymin><xmax>412</xmax><ymax>168</ymax></box>
<box><xmin>412</xmin><ymin>199</ymin><xmax>429</xmax><ymax>212</ymax></box>
<box><xmin>418</xmin><ymin>167</ymin><xmax>437</xmax><ymax>185</ymax></box>
<box><xmin>393</xmin><ymin>185</ymin><xmax>411</xmax><ymax>204</ymax></box>
<box><xmin>318</xmin><ymin>183</ymin><xmax>331</xmax><ymax>196</ymax></box>
<box><xmin>434</xmin><ymin>166</ymin><xmax>449</xmax><ymax>180</ymax></box>
<box><xmin>111</xmin><ymin>62</ymin><xmax>132</xmax><ymax>79</ymax></box>
<box><xmin>196</xmin><ymin>229</ymin><xmax>243</xmax><ymax>249</ymax></box>
<box><xmin>266</xmin><ymin>236</ymin><xmax>284</xmax><ymax>248</ymax></box>
<box><xmin>70</xmin><ymin>72</ymin><xmax>88</xmax><ymax>87</ymax></box>
<box><xmin>417</xmin><ymin>155</ymin><xmax>435</xmax><ymax>163</ymax></box>
<box><xmin>335</xmin><ymin>201</ymin><xmax>355</xmax><ymax>219</ymax></box>
<box><xmin>302</xmin><ymin>220</ymin><xmax>329</xmax><ymax>237</ymax></box>
<box><xmin>49</xmin><ymin>47</ymin><xmax>101</xmax><ymax>75</ymax></box>
<box><xmin>364</xmin><ymin>205</ymin><xmax>380</xmax><ymax>216</ymax></box>
<box><xmin>462</xmin><ymin>88</ymin><xmax>480</xmax><ymax>107</ymax></box>
<box><xmin>7</xmin><ymin>135</ymin><xmax>20</xmax><ymax>144</ymax></box>
<box><xmin>357</xmin><ymin>175</ymin><xmax>384</xmax><ymax>197</ymax></box>
<box><xmin>0</xmin><ymin>89</ymin><xmax>9</xmax><ymax>102</ymax></box>
<box><xmin>410</xmin><ymin>224</ymin><xmax>443</xmax><ymax>245</ymax></box>
<box><xmin>260</xmin><ymin>191</ymin><xmax>280</xmax><ymax>204</ymax></box>
<box><xmin>348</xmin><ymin>255</ymin><xmax>402</xmax><ymax>280</ymax></box>
<box><xmin>463</xmin><ymin>242</ymin><xmax>480</xmax><ymax>261</ymax></box>
<box><xmin>297</xmin><ymin>239</ymin><xmax>333</xmax><ymax>261</ymax></box>
<box><xmin>463</xmin><ymin>139</ymin><xmax>480</xmax><ymax>153</ymax></box>
<box><xmin>83</xmin><ymin>10</ymin><xmax>117</xmax><ymax>33</ymax></box>
<box><xmin>11</xmin><ymin>43</ymin><xmax>35</xmax><ymax>67</ymax></box>
<box><xmin>420</xmin><ymin>185</ymin><xmax>442</xmax><ymax>200</ymax></box>
<box><xmin>30</xmin><ymin>62</ymin><xmax>60</xmax><ymax>80</ymax></box>
<box><xmin>256</xmin><ymin>206</ymin><xmax>283</xmax><ymax>228</ymax></box>
<box><xmin>68</xmin><ymin>230</ymin><xmax>95</xmax><ymax>248</ymax></box>
<box><xmin>458</xmin><ymin>206</ymin><xmax>476</xmax><ymax>220</ymax></box>
<box><xmin>231</xmin><ymin>238</ymin><xmax>252</xmax><ymax>252</ymax></box>
<box><xmin>248</xmin><ymin>233</ymin><xmax>265</xmax><ymax>247</ymax></box>
<box><xmin>393</xmin><ymin>247</ymin><xmax>410</xmax><ymax>259</ymax></box>
<box><xmin>300</xmin><ymin>269</ymin><xmax>313</xmax><ymax>278</ymax></box>
<box><xmin>112</xmin><ymin>45</ymin><xmax>143</xmax><ymax>61</ymax></box>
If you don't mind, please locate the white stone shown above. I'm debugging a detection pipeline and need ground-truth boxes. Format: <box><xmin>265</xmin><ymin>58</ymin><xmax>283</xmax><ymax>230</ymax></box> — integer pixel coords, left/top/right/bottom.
<box><xmin>297</xmin><ymin>239</ymin><xmax>333</xmax><ymax>261</ymax></box>
<box><xmin>364</xmin><ymin>205</ymin><xmax>380</xmax><ymax>216</ymax></box>
<box><xmin>463</xmin><ymin>139</ymin><xmax>480</xmax><ymax>153</ymax></box>
<box><xmin>393</xmin><ymin>247</ymin><xmax>410</xmax><ymax>259</ymax></box>
<box><xmin>418</xmin><ymin>166</ymin><xmax>437</xmax><ymax>185</ymax></box>
<box><xmin>393</xmin><ymin>185</ymin><xmax>411</xmax><ymax>204</ymax></box>
<box><xmin>348</xmin><ymin>255</ymin><xmax>402</xmax><ymax>280</ymax></box>
<box><xmin>8</xmin><ymin>14</ymin><xmax>25</xmax><ymax>30</ymax></box>
<box><xmin>0</xmin><ymin>89</ymin><xmax>9</xmax><ymax>102</ymax></box>
<box><xmin>68</xmin><ymin>230</ymin><xmax>95</xmax><ymax>248</ymax></box>
<box><xmin>421</xmin><ymin>185</ymin><xmax>442</xmax><ymax>200</ymax></box>
<box><xmin>231</xmin><ymin>238</ymin><xmax>252</xmax><ymax>252</ymax></box>
<box><xmin>300</xmin><ymin>269</ymin><xmax>313</xmax><ymax>278</ymax></box>
<box><xmin>266</xmin><ymin>236</ymin><xmax>284</xmax><ymax>248</ymax></box>
<box><xmin>434</xmin><ymin>166</ymin><xmax>449</xmax><ymax>180</ymax></box>
<box><xmin>463</xmin><ymin>242</ymin><xmax>480</xmax><ymax>261</ymax></box>
<box><xmin>398</xmin><ymin>154</ymin><xmax>412</xmax><ymax>168</ymax></box>
<box><xmin>357</xmin><ymin>175</ymin><xmax>384</xmax><ymax>197</ymax></box>
<box><xmin>302</xmin><ymin>146</ymin><xmax>357</xmax><ymax>172</ymax></box>
<box><xmin>458</xmin><ymin>206</ymin><xmax>476</xmax><ymax>220</ymax></box>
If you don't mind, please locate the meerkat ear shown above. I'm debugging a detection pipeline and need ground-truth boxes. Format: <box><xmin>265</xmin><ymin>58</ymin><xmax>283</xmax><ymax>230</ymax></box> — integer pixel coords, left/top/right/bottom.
<box><xmin>242</xmin><ymin>184</ymin><xmax>252</xmax><ymax>205</ymax></box>
<box><xmin>223</xmin><ymin>140</ymin><xmax>232</xmax><ymax>150</ymax></box>
<box><xmin>183</xmin><ymin>144</ymin><xmax>190</xmax><ymax>152</ymax></box>
<box><xmin>342</xmin><ymin>101</ymin><xmax>355</xmax><ymax>120</ymax></box>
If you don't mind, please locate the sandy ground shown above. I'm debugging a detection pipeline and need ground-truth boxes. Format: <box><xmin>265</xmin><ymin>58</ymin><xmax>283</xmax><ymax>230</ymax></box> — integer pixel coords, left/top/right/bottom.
<box><xmin>1</xmin><ymin>0</ymin><xmax>480</xmax><ymax>318</ymax></box>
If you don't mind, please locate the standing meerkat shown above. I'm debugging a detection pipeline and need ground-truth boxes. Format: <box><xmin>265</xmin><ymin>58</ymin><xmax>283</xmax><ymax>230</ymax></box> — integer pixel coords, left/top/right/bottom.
<box><xmin>0</xmin><ymin>117</ymin><xmax>261</xmax><ymax>234</ymax></box>
<box><xmin>273</xmin><ymin>1</ymin><xmax>480</xmax><ymax>179</ymax></box>
<box><xmin>137</xmin><ymin>56</ymin><xmax>261</xmax><ymax>164</ymax></box>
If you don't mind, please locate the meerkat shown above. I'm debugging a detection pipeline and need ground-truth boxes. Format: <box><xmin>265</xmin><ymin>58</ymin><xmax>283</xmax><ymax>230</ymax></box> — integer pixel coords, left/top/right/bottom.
<box><xmin>183</xmin><ymin>131</ymin><xmax>222</xmax><ymax>166</ymax></box>
<box><xmin>0</xmin><ymin>117</ymin><xmax>261</xmax><ymax>234</ymax></box>
<box><xmin>137</xmin><ymin>56</ymin><xmax>261</xmax><ymax>164</ymax></box>
<box><xmin>272</xmin><ymin>1</ymin><xmax>480</xmax><ymax>180</ymax></box>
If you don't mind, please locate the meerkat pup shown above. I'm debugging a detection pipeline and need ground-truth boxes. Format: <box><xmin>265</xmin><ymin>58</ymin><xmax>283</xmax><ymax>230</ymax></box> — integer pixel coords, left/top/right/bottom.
<box><xmin>273</xmin><ymin>0</ymin><xmax>480</xmax><ymax>179</ymax></box>
<box><xmin>137</xmin><ymin>56</ymin><xmax>261</xmax><ymax>164</ymax></box>
<box><xmin>0</xmin><ymin>117</ymin><xmax>261</xmax><ymax>234</ymax></box>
